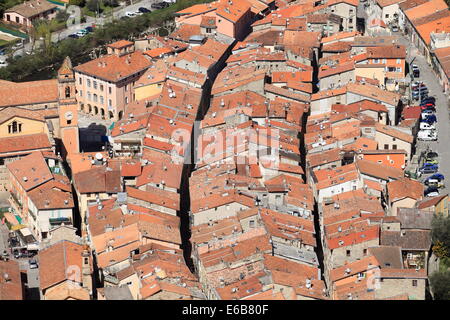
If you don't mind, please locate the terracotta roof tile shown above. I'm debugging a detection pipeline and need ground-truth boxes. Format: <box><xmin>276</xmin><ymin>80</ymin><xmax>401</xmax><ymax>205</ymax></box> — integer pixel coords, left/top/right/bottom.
<box><xmin>330</xmin><ymin>255</ymin><xmax>380</xmax><ymax>282</ymax></box>
<box><xmin>127</xmin><ymin>185</ymin><xmax>180</xmax><ymax>211</ymax></box>
<box><xmin>5</xmin><ymin>0</ymin><xmax>57</xmax><ymax>18</ymax></box>
<box><xmin>387</xmin><ymin>177</ymin><xmax>423</xmax><ymax>203</ymax></box>
<box><xmin>327</xmin><ymin>225</ymin><xmax>379</xmax><ymax>249</ymax></box>
<box><xmin>7</xmin><ymin>151</ymin><xmax>53</xmax><ymax>191</ymax></box>
<box><xmin>39</xmin><ymin>241</ymin><xmax>86</xmax><ymax>290</ymax></box>
<box><xmin>375</xmin><ymin>123</ymin><xmax>414</xmax><ymax>143</ymax></box>
<box><xmin>0</xmin><ymin>133</ymin><xmax>51</xmax><ymax>155</ymax></box>
<box><xmin>107</xmin><ymin>40</ymin><xmax>133</xmax><ymax>49</ymax></box>
<box><xmin>74</xmin><ymin>51</ymin><xmax>151</xmax><ymax>83</ymax></box>
<box><xmin>0</xmin><ymin>260</ymin><xmax>22</xmax><ymax>300</ymax></box>
<box><xmin>380</xmin><ymin>230</ymin><xmax>431</xmax><ymax>251</ymax></box>
<box><xmin>405</xmin><ymin>0</ymin><xmax>448</xmax><ymax>21</ymax></box>
<box><xmin>0</xmin><ymin>79</ymin><xmax>58</xmax><ymax>107</ymax></box>
<box><xmin>356</xmin><ymin>159</ymin><xmax>404</xmax><ymax>181</ymax></box>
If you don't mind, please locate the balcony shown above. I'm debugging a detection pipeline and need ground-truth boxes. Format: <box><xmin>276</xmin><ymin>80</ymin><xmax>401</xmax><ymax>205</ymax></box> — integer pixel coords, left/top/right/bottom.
<box><xmin>9</xmin><ymin>192</ymin><xmax>22</xmax><ymax>210</ymax></box>
<box><xmin>49</xmin><ymin>217</ymin><xmax>72</xmax><ymax>226</ymax></box>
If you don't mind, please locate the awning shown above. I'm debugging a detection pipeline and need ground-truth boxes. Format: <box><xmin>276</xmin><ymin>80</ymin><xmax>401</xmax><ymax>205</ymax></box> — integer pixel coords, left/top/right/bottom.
<box><xmin>108</xmin><ymin>122</ymin><xmax>115</xmax><ymax>130</ymax></box>
<box><xmin>3</xmin><ymin>212</ymin><xmax>19</xmax><ymax>225</ymax></box>
<box><xmin>14</xmin><ymin>215</ymin><xmax>22</xmax><ymax>224</ymax></box>
<box><xmin>11</xmin><ymin>224</ymin><xmax>26</xmax><ymax>231</ymax></box>
<box><xmin>19</xmin><ymin>228</ymin><xmax>35</xmax><ymax>244</ymax></box>
<box><xmin>27</xmin><ymin>243</ymin><xmax>39</xmax><ymax>251</ymax></box>
<box><xmin>19</xmin><ymin>227</ymin><xmax>32</xmax><ymax>237</ymax></box>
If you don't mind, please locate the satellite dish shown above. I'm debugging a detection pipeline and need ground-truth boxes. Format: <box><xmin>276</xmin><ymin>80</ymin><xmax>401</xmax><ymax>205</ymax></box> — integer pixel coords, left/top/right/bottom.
<box><xmin>95</xmin><ymin>153</ymin><xmax>103</xmax><ymax>160</ymax></box>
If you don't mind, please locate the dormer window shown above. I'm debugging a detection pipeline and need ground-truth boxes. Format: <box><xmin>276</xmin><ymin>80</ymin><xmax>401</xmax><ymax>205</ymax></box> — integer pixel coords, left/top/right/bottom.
<box><xmin>8</xmin><ymin>121</ymin><xmax>22</xmax><ymax>134</ymax></box>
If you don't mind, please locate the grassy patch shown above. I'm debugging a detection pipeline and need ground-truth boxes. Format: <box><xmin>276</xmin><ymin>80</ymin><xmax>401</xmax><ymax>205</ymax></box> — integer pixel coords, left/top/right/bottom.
<box><xmin>440</xmin><ymin>257</ymin><xmax>450</xmax><ymax>272</ymax></box>
<box><xmin>82</xmin><ymin>3</ymin><xmax>114</xmax><ymax>17</ymax></box>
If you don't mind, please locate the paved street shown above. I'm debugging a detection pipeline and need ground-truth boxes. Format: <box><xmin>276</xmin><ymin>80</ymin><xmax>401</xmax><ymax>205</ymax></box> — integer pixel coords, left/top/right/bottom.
<box><xmin>399</xmin><ymin>37</ymin><xmax>450</xmax><ymax>196</ymax></box>
<box><xmin>13</xmin><ymin>0</ymin><xmax>163</xmax><ymax>58</ymax></box>
<box><xmin>0</xmin><ymin>222</ymin><xmax>9</xmax><ymax>256</ymax></box>
<box><xmin>1</xmin><ymin>222</ymin><xmax>42</xmax><ymax>299</ymax></box>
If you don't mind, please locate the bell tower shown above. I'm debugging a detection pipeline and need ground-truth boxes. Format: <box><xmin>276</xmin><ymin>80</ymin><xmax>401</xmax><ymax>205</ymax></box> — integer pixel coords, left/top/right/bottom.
<box><xmin>57</xmin><ymin>57</ymin><xmax>80</xmax><ymax>158</ymax></box>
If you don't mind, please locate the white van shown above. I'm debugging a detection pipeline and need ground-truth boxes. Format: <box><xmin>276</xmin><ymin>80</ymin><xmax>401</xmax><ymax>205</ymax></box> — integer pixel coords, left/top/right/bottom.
<box><xmin>420</xmin><ymin>122</ymin><xmax>436</xmax><ymax>130</ymax></box>
<box><xmin>418</xmin><ymin>129</ymin><xmax>437</xmax><ymax>141</ymax></box>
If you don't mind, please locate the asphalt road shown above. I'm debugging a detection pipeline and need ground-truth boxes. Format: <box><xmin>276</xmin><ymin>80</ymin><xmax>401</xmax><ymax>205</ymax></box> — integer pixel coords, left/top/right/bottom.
<box><xmin>401</xmin><ymin>38</ymin><xmax>450</xmax><ymax>196</ymax></box>
<box><xmin>13</xmin><ymin>0</ymin><xmax>165</xmax><ymax>58</ymax></box>
<box><xmin>0</xmin><ymin>222</ymin><xmax>9</xmax><ymax>255</ymax></box>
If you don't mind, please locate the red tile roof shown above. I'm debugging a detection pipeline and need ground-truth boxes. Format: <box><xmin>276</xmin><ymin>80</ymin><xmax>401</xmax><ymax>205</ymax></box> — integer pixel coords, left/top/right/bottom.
<box><xmin>0</xmin><ymin>133</ymin><xmax>52</xmax><ymax>155</ymax></box>
<box><xmin>0</xmin><ymin>260</ymin><xmax>23</xmax><ymax>300</ymax></box>
<box><xmin>74</xmin><ymin>51</ymin><xmax>152</xmax><ymax>83</ymax></box>
<box><xmin>0</xmin><ymin>79</ymin><xmax>58</xmax><ymax>107</ymax></box>
<box><xmin>7</xmin><ymin>151</ymin><xmax>53</xmax><ymax>191</ymax></box>
<box><xmin>39</xmin><ymin>241</ymin><xmax>86</xmax><ymax>290</ymax></box>
<box><xmin>387</xmin><ymin>177</ymin><xmax>424</xmax><ymax>203</ymax></box>
<box><xmin>327</xmin><ymin>225</ymin><xmax>379</xmax><ymax>249</ymax></box>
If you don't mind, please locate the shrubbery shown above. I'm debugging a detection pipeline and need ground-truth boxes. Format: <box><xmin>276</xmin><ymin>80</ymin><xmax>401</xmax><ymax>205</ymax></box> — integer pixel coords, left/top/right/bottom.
<box><xmin>0</xmin><ymin>0</ymin><xmax>212</xmax><ymax>81</ymax></box>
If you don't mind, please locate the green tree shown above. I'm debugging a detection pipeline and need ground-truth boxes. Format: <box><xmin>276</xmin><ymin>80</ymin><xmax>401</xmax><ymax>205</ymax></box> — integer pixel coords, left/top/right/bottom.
<box><xmin>103</xmin><ymin>0</ymin><xmax>119</xmax><ymax>7</ymax></box>
<box><xmin>68</xmin><ymin>0</ymin><xmax>86</xmax><ymax>6</ymax></box>
<box><xmin>0</xmin><ymin>0</ymin><xmax>214</xmax><ymax>81</ymax></box>
<box><xmin>433</xmin><ymin>240</ymin><xmax>449</xmax><ymax>259</ymax></box>
<box><xmin>431</xmin><ymin>214</ymin><xmax>450</xmax><ymax>257</ymax></box>
<box><xmin>56</xmin><ymin>10</ymin><xmax>70</xmax><ymax>23</ymax></box>
<box><xmin>430</xmin><ymin>271</ymin><xmax>450</xmax><ymax>300</ymax></box>
<box><xmin>86</xmin><ymin>0</ymin><xmax>101</xmax><ymax>13</ymax></box>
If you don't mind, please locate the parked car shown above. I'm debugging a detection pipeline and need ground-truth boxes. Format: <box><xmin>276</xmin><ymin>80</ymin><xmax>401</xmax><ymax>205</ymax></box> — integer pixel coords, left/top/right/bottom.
<box><xmin>421</xmin><ymin>114</ymin><xmax>437</xmax><ymax>124</ymax></box>
<box><xmin>420</xmin><ymin>122</ymin><xmax>436</xmax><ymax>130</ymax></box>
<box><xmin>419</xmin><ymin>163</ymin><xmax>439</xmax><ymax>173</ymax></box>
<box><xmin>28</xmin><ymin>258</ymin><xmax>38</xmax><ymax>269</ymax></box>
<box><xmin>139</xmin><ymin>7</ymin><xmax>151</xmax><ymax>13</ymax></box>
<box><xmin>424</xmin><ymin>158</ymin><xmax>438</xmax><ymax>165</ymax></box>
<box><xmin>425</xmin><ymin>178</ymin><xmax>445</xmax><ymax>188</ymax></box>
<box><xmin>417</xmin><ymin>129</ymin><xmax>438</xmax><ymax>141</ymax></box>
<box><xmin>85</xmin><ymin>26</ymin><xmax>94</xmax><ymax>33</ymax></box>
<box><xmin>421</xmin><ymin>97</ymin><xmax>436</xmax><ymax>104</ymax></box>
<box><xmin>412</xmin><ymin>87</ymin><xmax>428</xmax><ymax>95</ymax></box>
<box><xmin>151</xmin><ymin>2</ymin><xmax>169</xmax><ymax>9</ymax></box>
<box><xmin>0</xmin><ymin>60</ymin><xmax>7</xmax><ymax>68</ymax></box>
<box><xmin>413</xmin><ymin>91</ymin><xmax>428</xmax><ymax>100</ymax></box>
<box><xmin>426</xmin><ymin>151</ymin><xmax>439</xmax><ymax>160</ymax></box>
<box><xmin>125</xmin><ymin>11</ymin><xmax>137</xmax><ymax>17</ymax></box>
<box><xmin>425</xmin><ymin>173</ymin><xmax>444</xmax><ymax>181</ymax></box>
<box><xmin>412</xmin><ymin>82</ymin><xmax>426</xmax><ymax>90</ymax></box>
<box><xmin>11</xmin><ymin>42</ymin><xmax>23</xmax><ymax>50</ymax></box>
<box><xmin>420</xmin><ymin>102</ymin><xmax>435</xmax><ymax>109</ymax></box>
<box><xmin>134</xmin><ymin>10</ymin><xmax>144</xmax><ymax>15</ymax></box>
<box><xmin>0</xmin><ymin>48</ymin><xmax>6</xmax><ymax>56</ymax></box>
<box><xmin>424</xmin><ymin>186</ymin><xmax>439</xmax><ymax>197</ymax></box>
<box><xmin>68</xmin><ymin>33</ymin><xmax>79</xmax><ymax>39</ymax></box>
<box><xmin>411</xmin><ymin>64</ymin><xmax>420</xmax><ymax>77</ymax></box>
<box><xmin>421</xmin><ymin>109</ymin><xmax>435</xmax><ymax>119</ymax></box>
<box><xmin>13</xmin><ymin>250</ymin><xmax>21</xmax><ymax>259</ymax></box>
<box><xmin>76</xmin><ymin>29</ymin><xmax>88</xmax><ymax>37</ymax></box>
<box><xmin>422</xmin><ymin>106</ymin><xmax>436</xmax><ymax>113</ymax></box>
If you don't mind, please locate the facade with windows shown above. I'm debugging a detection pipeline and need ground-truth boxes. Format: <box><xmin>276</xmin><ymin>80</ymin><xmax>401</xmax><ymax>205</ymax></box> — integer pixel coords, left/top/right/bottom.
<box><xmin>3</xmin><ymin>0</ymin><xmax>58</xmax><ymax>30</ymax></box>
<box><xmin>74</xmin><ymin>41</ymin><xmax>152</xmax><ymax>121</ymax></box>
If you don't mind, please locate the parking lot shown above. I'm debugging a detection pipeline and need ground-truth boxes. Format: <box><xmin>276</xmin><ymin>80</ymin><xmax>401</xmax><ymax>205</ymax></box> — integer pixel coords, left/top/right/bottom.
<box><xmin>1</xmin><ymin>222</ymin><xmax>41</xmax><ymax>299</ymax></box>
<box><xmin>405</xmin><ymin>40</ymin><xmax>450</xmax><ymax>197</ymax></box>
